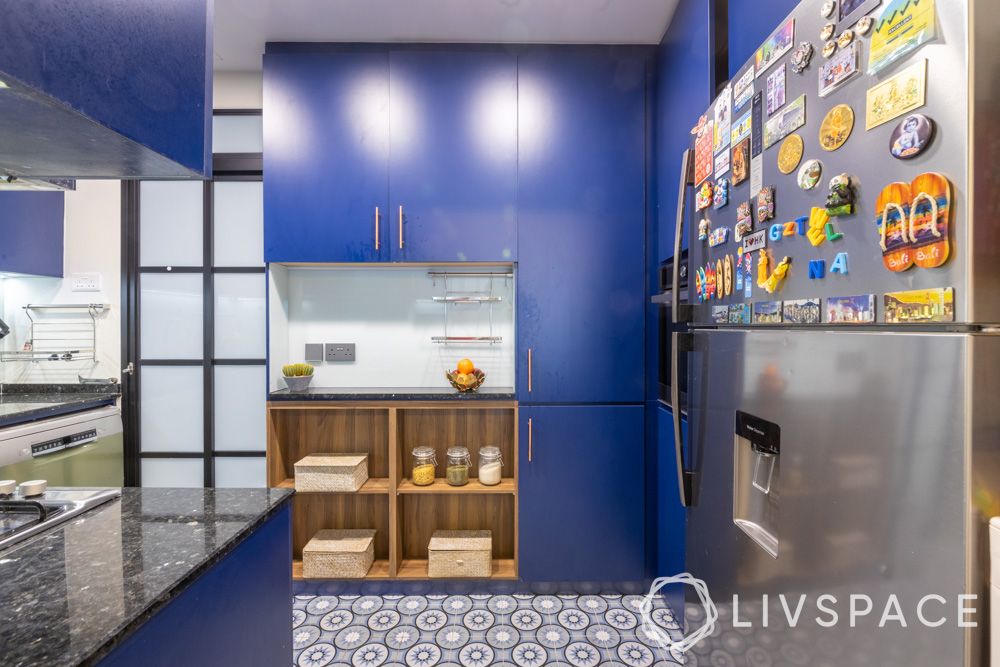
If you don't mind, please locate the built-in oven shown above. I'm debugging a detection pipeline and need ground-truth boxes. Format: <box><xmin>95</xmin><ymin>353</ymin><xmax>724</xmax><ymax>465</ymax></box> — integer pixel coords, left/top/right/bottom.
<box><xmin>654</xmin><ymin>251</ymin><xmax>688</xmax><ymax>404</ymax></box>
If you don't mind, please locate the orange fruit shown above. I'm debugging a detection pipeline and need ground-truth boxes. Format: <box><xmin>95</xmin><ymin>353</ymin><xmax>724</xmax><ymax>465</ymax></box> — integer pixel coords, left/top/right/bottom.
<box><xmin>457</xmin><ymin>358</ymin><xmax>475</xmax><ymax>375</ymax></box>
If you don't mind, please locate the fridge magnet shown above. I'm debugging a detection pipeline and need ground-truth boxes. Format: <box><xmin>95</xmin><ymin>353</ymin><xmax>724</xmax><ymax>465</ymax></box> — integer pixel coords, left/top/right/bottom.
<box><xmin>695</xmin><ymin>266</ymin><xmax>706</xmax><ymax>301</ymax></box>
<box><xmin>734</xmin><ymin>66</ymin><xmax>755</xmax><ymax>113</ymax></box>
<box><xmin>735</xmin><ymin>201</ymin><xmax>754</xmax><ymax>241</ymax></box>
<box><xmin>743</xmin><ymin>228</ymin><xmax>767</xmax><ymax>253</ymax></box>
<box><xmin>715</xmin><ymin>149</ymin><xmax>731</xmax><ymax>179</ymax></box>
<box><xmin>856</xmin><ymin>15</ymin><xmax>874</xmax><ymax>36</ymax></box>
<box><xmin>837</xmin><ymin>29</ymin><xmax>855</xmax><ymax>49</ymax></box>
<box><xmin>798</xmin><ymin>159</ymin><xmax>823</xmax><ymax>190</ymax></box>
<box><xmin>751</xmin><ymin>92</ymin><xmax>764</xmax><ymax>191</ymax></box>
<box><xmin>825</xmin><ymin>221</ymin><xmax>844</xmax><ymax>242</ymax></box>
<box><xmin>876</xmin><ymin>181</ymin><xmax>914</xmax><ymax>271</ymax></box>
<box><xmin>808</xmin><ymin>259</ymin><xmax>826</xmax><ymax>279</ymax></box>
<box><xmin>889</xmin><ymin>113</ymin><xmax>934</xmax><ymax>159</ymax></box>
<box><xmin>713</xmin><ymin>86</ymin><xmax>733</xmax><ymax>154</ymax></box>
<box><xmin>714</xmin><ymin>178</ymin><xmax>730</xmax><ymax>209</ymax></box>
<box><xmin>819</xmin><ymin>104</ymin><xmax>855</xmax><ymax>151</ymax></box>
<box><xmin>764</xmin><ymin>94</ymin><xmax>806</xmax><ymax>149</ymax></box>
<box><xmin>711</xmin><ymin>305</ymin><xmax>730</xmax><ymax>324</ymax></box>
<box><xmin>865</xmin><ymin>59</ymin><xmax>927</xmax><ymax>130</ymax></box>
<box><xmin>884</xmin><ymin>287</ymin><xmax>954</xmax><ymax>323</ymax></box>
<box><xmin>790</xmin><ymin>42</ymin><xmax>814</xmax><ymax>74</ymax></box>
<box><xmin>821</xmin><ymin>23</ymin><xmax>836</xmax><ymax>41</ymax></box>
<box><xmin>715</xmin><ymin>259</ymin><xmax>724</xmax><ymax>299</ymax></box>
<box><xmin>732</xmin><ymin>138</ymin><xmax>751</xmax><ymax>185</ymax></box>
<box><xmin>724</xmin><ymin>254</ymin><xmax>734</xmax><ymax>296</ymax></box>
<box><xmin>769</xmin><ymin>223</ymin><xmax>784</xmax><ymax>242</ymax></box>
<box><xmin>732</xmin><ymin>110</ymin><xmax>753</xmax><ymax>145</ymax></box>
<box><xmin>822</xmin><ymin>0</ymin><xmax>837</xmax><ymax>19</ymax></box>
<box><xmin>822</xmin><ymin>40</ymin><xmax>838</xmax><ymax>58</ymax></box>
<box><xmin>694</xmin><ymin>117</ymin><xmax>715</xmax><ymax>185</ymax></box>
<box><xmin>909</xmin><ymin>171</ymin><xmax>951</xmax><ymax>269</ymax></box>
<box><xmin>807</xmin><ymin>207</ymin><xmax>831</xmax><ymax>246</ymax></box>
<box><xmin>777</xmin><ymin>134</ymin><xmax>804</xmax><ymax>174</ymax></box>
<box><xmin>765</xmin><ymin>256</ymin><xmax>792</xmax><ymax>294</ymax></box>
<box><xmin>757</xmin><ymin>186</ymin><xmax>775</xmax><ymax>222</ymax></box>
<box><xmin>743</xmin><ymin>251</ymin><xmax>754</xmax><ymax>297</ymax></box>
<box><xmin>766</xmin><ymin>64</ymin><xmax>787</xmax><ymax>116</ymax></box>
<box><xmin>709</xmin><ymin>226</ymin><xmax>730</xmax><ymax>247</ymax></box>
<box><xmin>825</xmin><ymin>173</ymin><xmax>856</xmax><ymax>216</ymax></box>
<box><xmin>696</xmin><ymin>180</ymin><xmax>714</xmax><ymax>211</ymax></box>
<box><xmin>691</xmin><ymin>113</ymin><xmax>708</xmax><ymax>136</ymax></box>
<box><xmin>868</xmin><ymin>0</ymin><xmax>936</xmax><ymax>74</ymax></box>
<box><xmin>826</xmin><ymin>294</ymin><xmax>875</xmax><ymax>323</ymax></box>
<box><xmin>819</xmin><ymin>41</ymin><xmax>861</xmax><ymax>98</ymax></box>
<box><xmin>755</xmin><ymin>17</ymin><xmax>795</xmax><ymax>76</ymax></box>
<box><xmin>753</xmin><ymin>301</ymin><xmax>783</xmax><ymax>324</ymax></box>
<box><xmin>839</xmin><ymin>0</ymin><xmax>882</xmax><ymax>28</ymax></box>
<box><xmin>736</xmin><ymin>248</ymin><xmax>744</xmax><ymax>290</ymax></box>
<box><xmin>783</xmin><ymin>298</ymin><xmax>822</xmax><ymax>324</ymax></box>
<box><xmin>704</xmin><ymin>263</ymin><xmax>717</xmax><ymax>300</ymax></box>
<box><xmin>698</xmin><ymin>216</ymin><xmax>711</xmax><ymax>241</ymax></box>
<box><xmin>730</xmin><ymin>303</ymin><xmax>751</xmax><ymax>324</ymax></box>
<box><xmin>830</xmin><ymin>251</ymin><xmax>849</xmax><ymax>274</ymax></box>
<box><xmin>794</xmin><ymin>215</ymin><xmax>810</xmax><ymax>236</ymax></box>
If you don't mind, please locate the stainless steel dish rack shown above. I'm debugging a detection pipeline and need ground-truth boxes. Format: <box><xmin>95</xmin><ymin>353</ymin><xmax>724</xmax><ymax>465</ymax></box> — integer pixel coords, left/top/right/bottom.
<box><xmin>0</xmin><ymin>304</ymin><xmax>106</xmax><ymax>363</ymax></box>
<box><xmin>427</xmin><ymin>270</ymin><xmax>511</xmax><ymax>345</ymax></box>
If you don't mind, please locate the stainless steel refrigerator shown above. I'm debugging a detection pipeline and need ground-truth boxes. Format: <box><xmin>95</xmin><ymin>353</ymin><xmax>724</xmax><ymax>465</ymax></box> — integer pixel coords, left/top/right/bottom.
<box><xmin>668</xmin><ymin>0</ymin><xmax>1000</xmax><ymax>664</ymax></box>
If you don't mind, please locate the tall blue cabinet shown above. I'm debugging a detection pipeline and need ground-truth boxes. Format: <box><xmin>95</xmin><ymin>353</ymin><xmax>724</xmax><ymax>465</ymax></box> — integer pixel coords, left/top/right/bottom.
<box><xmin>0</xmin><ymin>192</ymin><xmax>64</xmax><ymax>278</ymax></box>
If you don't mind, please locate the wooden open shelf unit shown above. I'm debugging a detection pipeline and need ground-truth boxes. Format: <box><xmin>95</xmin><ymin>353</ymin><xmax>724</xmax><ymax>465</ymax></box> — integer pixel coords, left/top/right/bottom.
<box><xmin>267</xmin><ymin>400</ymin><xmax>518</xmax><ymax>581</ymax></box>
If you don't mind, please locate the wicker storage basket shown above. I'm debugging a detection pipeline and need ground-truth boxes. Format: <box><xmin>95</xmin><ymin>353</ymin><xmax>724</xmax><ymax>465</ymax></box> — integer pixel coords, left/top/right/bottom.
<box><xmin>427</xmin><ymin>530</ymin><xmax>492</xmax><ymax>578</ymax></box>
<box><xmin>294</xmin><ymin>453</ymin><xmax>368</xmax><ymax>492</ymax></box>
<box><xmin>302</xmin><ymin>529</ymin><xmax>376</xmax><ymax>579</ymax></box>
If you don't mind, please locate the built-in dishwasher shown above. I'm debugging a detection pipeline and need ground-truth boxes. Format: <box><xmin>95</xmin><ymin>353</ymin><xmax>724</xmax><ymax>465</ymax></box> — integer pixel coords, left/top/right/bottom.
<box><xmin>0</xmin><ymin>406</ymin><xmax>123</xmax><ymax>487</ymax></box>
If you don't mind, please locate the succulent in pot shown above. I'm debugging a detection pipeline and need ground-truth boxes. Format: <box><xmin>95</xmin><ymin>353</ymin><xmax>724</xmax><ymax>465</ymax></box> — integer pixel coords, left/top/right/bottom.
<box><xmin>282</xmin><ymin>363</ymin><xmax>314</xmax><ymax>392</ymax></box>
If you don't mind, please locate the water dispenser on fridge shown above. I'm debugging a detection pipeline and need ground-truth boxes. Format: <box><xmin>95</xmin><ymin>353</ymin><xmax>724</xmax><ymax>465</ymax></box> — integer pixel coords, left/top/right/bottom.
<box><xmin>733</xmin><ymin>411</ymin><xmax>780</xmax><ymax>558</ymax></box>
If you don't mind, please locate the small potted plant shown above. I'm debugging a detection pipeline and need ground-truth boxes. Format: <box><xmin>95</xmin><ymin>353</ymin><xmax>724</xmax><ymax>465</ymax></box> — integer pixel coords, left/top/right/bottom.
<box><xmin>282</xmin><ymin>363</ymin><xmax>314</xmax><ymax>392</ymax></box>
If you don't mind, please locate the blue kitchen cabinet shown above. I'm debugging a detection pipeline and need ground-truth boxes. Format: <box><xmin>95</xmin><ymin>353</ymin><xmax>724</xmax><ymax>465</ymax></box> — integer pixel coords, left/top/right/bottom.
<box><xmin>388</xmin><ymin>50</ymin><xmax>517</xmax><ymax>262</ymax></box>
<box><xmin>518</xmin><ymin>405</ymin><xmax>645</xmax><ymax>582</ymax></box>
<box><xmin>264</xmin><ymin>50</ymin><xmax>389</xmax><ymax>262</ymax></box>
<box><xmin>0</xmin><ymin>192</ymin><xmax>64</xmax><ymax>277</ymax></box>
<box><xmin>654</xmin><ymin>403</ymin><xmax>686</xmax><ymax>579</ymax></box>
<box><xmin>516</xmin><ymin>48</ymin><xmax>646</xmax><ymax>403</ymax></box>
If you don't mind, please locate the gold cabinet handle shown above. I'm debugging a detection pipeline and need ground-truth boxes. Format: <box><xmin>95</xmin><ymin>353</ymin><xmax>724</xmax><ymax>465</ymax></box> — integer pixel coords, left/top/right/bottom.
<box><xmin>375</xmin><ymin>206</ymin><xmax>380</xmax><ymax>251</ymax></box>
<box><xmin>528</xmin><ymin>417</ymin><xmax>533</xmax><ymax>462</ymax></box>
<box><xmin>398</xmin><ymin>205</ymin><xmax>404</xmax><ymax>249</ymax></box>
<box><xmin>527</xmin><ymin>348</ymin><xmax>533</xmax><ymax>393</ymax></box>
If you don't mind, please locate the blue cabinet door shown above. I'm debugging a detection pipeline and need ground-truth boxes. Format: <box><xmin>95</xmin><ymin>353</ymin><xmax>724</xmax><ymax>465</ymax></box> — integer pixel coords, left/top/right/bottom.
<box><xmin>518</xmin><ymin>405</ymin><xmax>644</xmax><ymax>582</ymax></box>
<box><xmin>516</xmin><ymin>49</ymin><xmax>646</xmax><ymax>403</ymax></box>
<box><xmin>388</xmin><ymin>50</ymin><xmax>517</xmax><ymax>262</ymax></box>
<box><xmin>0</xmin><ymin>192</ymin><xmax>64</xmax><ymax>277</ymax></box>
<box><xmin>263</xmin><ymin>51</ymin><xmax>389</xmax><ymax>262</ymax></box>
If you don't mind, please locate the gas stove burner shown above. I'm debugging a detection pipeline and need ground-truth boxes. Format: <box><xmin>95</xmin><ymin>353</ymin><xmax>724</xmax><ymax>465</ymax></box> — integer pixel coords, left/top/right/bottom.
<box><xmin>0</xmin><ymin>487</ymin><xmax>120</xmax><ymax>552</ymax></box>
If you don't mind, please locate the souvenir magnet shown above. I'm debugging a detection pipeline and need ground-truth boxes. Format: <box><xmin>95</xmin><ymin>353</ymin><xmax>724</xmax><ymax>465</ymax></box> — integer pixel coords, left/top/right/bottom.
<box><xmin>821</xmin><ymin>0</ymin><xmax>836</xmax><ymax>19</ymax></box>
<box><xmin>868</xmin><ymin>0</ymin><xmax>936</xmax><ymax>74</ymax></box>
<box><xmin>909</xmin><ymin>172</ymin><xmax>951</xmax><ymax>268</ymax></box>
<box><xmin>713</xmin><ymin>177</ymin><xmax>730</xmax><ymax>209</ymax></box>
<box><xmin>724</xmin><ymin>255</ymin><xmax>733</xmax><ymax>296</ymax></box>
<box><xmin>837</xmin><ymin>29</ymin><xmax>855</xmax><ymax>49</ymax></box>
<box><xmin>830</xmin><ymin>252</ymin><xmax>849</xmax><ymax>274</ymax></box>
<box><xmin>735</xmin><ymin>201</ymin><xmax>753</xmax><ymax>241</ymax></box>
<box><xmin>819</xmin><ymin>41</ymin><xmax>861</xmax><ymax>98</ymax></box>
<box><xmin>822</xmin><ymin>40</ymin><xmax>837</xmax><ymax>58</ymax></box>
<box><xmin>824</xmin><ymin>221</ymin><xmax>844</xmax><ymax>241</ymax></box>
<box><xmin>758</xmin><ymin>254</ymin><xmax>792</xmax><ymax>294</ymax></box>
<box><xmin>705</xmin><ymin>264</ymin><xmax>717</xmax><ymax>300</ymax></box>
<box><xmin>753</xmin><ymin>301</ymin><xmax>783</xmax><ymax>324</ymax></box>
<box><xmin>889</xmin><ymin>114</ymin><xmax>934</xmax><ymax>159</ymax></box>
<box><xmin>875</xmin><ymin>181</ymin><xmax>914</xmax><ymax>271</ymax></box>
<box><xmin>755</xmin><ymin>18</ymin><xmax>795</xmax><ymax>76</ymax></box>
<box><xmin>694</xmin><ymin>116</ymin><xmax>714</xmax><ymax>185</ymax></box>
<box><xmin>695</xmin><ymin>266</ymin><xmax>706</xmax><ymax>301</ymax></box>
<box><xmin>807</xmin><ymin>207</ymin><xmax>830</xmax><ymax>246</ymax></box>
<box><xmin>736</xmin><ymin>249</ymin><xmax>744</xmax><ymax>290</ymax></box>
<box><xmin>777</xmin><ymin>134</ymin><xmax>804</xmax><ymax>174</ymax></box>
<box><xmin>743</xmin><ymin>228</ymin><xmax>767</xmax><ymax>253</ymax></box>
<box><xmin>696</xmin><ymin>180</ymin><xmax>714</xmax><ymax>211</ymax></box>
<box><xmin>884</xmin><ymin>288</ymin><xmax>955</xmax><ymax>324</ymax></box>
<box><xmin>790</xmin><ymin>42</ymin><xmax>814</xmax><ymax>74</ymax></box>
<box><xmin>808</xmin><ymin>259</ymin><xmax>826</xmax><ymax>279</ymax></box>
<box><xmin>856</xmin><ymin>15</ymin><xmax>874</xmax><ymax>36</ymax></box>
<box><xmin>819</xmin><ymin>104</ymin><xmax>854</xmax><ymax>151</ymax></box>
<box><xmin>783</xmin><ymin>298</ymin><xmax>821</xmax><ymax>324</ymax></box>
<box><xmin>820</xmin><ymin>23</ymin><xmax>836</xmax><ymax>41</ymax></box>
<box><xmin>713</xmin><ymin>86</ymin><xmax>733</xmax><ymax>155</ymax></box>
<box><xmin>756</xmin><ymin>250</ymin><xmax>770</xmax><ymax>288</ymax></box>
<box><xmin>743</xmin><ymin>252</ymin><xmax>753</xmax><ymax>298</ymax></box>
<box><xmin>757</xmin><ymin>186</ymin><xmax>775</xmax><ymax>222</ymax></box>
<box><xmin>708</xmin><ymin>226</ymin><xmax>730</xmax><ymax>247</ymax></box>
<box><xmin>764</xmin><ymin>95</ymin><xmax>806</xmax><ymax>149</ymax></box>
<box><xmin>766</xmin><ymin>64</ymin><xmax>787</xmax><ymax>116</ymax></box>
<box><xmin>698</xmin><ymin>216</ymin><xmax>710</xmax><ymax>241</ymax></box>
<box><xmin>797</xmin><ymin>159</ymin><xmax>822</xmax><ymax>190</ymax></box>
<box><xmin>732</xmin><ymin>138</ymin><xmax>751</xmax><ymax>185</ymax></box>
<box><xmin>711</xmin><ymin>305</ymin><xmax>729</xmax><ymax>323</ymax></box>
<box><xmin>730</xmin><ymin>303</ymin><xmax>751</xmax><ymax>324</ymax></box>
<box><xmin>826</xmin><ymin>294</ymin><xmax>875</xmax><ymax>324</ymax></box>
<box><xmin>825</xmin><ymin>173</ymin><xmax>855</xmax><ymax>216</ymax></box>
<box><xmin>715</xmin><ymin>259</ymin><xmax>724</xmax><ymax>299</ymax></box>
<box><xmin>865</xmin><ymin>59</ymin><xmax>926</xmax><ymax>130</ymax></box>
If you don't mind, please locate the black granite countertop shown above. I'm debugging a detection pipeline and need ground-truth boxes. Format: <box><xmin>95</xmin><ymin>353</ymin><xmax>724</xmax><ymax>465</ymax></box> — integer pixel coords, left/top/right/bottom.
<box><xmin>0</xmin><ymin>487</ymin><xmax>293</xmax><ymax>667</ymax></box>
<box><xmin>269</xmin><ymin>386</ymin><xmax>516</xmax><ymax>401</ymax></box>
<box><xmin>0</xmin><ymin>383</ymin><xmax>120</xmax><ymax>428</ymax></box>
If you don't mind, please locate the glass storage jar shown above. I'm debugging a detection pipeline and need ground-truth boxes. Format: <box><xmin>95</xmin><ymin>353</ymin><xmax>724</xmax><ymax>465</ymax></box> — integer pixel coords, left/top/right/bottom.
<box><xmin>412</xmin><ymin>446</ymin><xmax>437</xmax><ymax>486</ymax></box>
<box><xmin>446</xmin><ymin>446</ymin><xmax>471</xmax><ymax>486</ymax></box>
<box><xmin>478</xmin><ymin>446</ymin><xmax>503</xmax><ymax>486</ymax></box>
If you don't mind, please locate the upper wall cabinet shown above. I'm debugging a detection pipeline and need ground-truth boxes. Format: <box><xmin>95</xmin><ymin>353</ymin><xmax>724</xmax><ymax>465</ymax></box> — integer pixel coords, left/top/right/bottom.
<box><xmin>516</xmin><ymin>48</ymin><xmax>646</xmax><ymax>404</ymax></box>
<box><xmin>0</xmin><ymin>0</ymin><xmax>211</xmax><ymax>179</ymax></box>
<box><xmin>0</xmin><ymin>192</ymin><xmax>64</xmax><ymax>278</ymax></box>
<box><xmin>389</xmin><ymin>50</ymin><xmax>517</xmax><ymax>262</ymax></box>
<box><xmin>264</xmin><ymin>51</ymin><xmax>390</xmax><ymax>263</ymax></box>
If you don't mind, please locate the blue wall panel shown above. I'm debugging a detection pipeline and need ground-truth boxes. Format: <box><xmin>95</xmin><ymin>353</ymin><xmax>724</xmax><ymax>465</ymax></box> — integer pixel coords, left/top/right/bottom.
<box><xmin>0</xmin><ymin>192</ymin><xmax>64</xmax><ymax>278</ymax></box>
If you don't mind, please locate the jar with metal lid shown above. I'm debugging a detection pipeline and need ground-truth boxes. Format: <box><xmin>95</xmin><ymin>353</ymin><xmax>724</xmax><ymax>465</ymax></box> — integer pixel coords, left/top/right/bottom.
<box><xmin>412</xmin><ymin>446</ymin><xmax>437</xmax><ymax>486</ymax></box>
<box><xmin>446</xmin><ymin>446</ymin><xmax>471</xmax><ymax>486</ymax></box>
<box><xmin>478</xmin><ymin>446</ymin><xmax>503</xmax><ymax>486</ymax></box>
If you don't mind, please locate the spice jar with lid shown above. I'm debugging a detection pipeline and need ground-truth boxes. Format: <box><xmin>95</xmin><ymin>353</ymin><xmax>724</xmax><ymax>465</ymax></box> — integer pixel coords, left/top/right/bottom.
<box><xmin>412</xmin><ymin>446</ymin><xmax>437</xmax><ymax>486</ymax></box>
<box><xmin>478</xmin><ymin>446</ymin><xmax>503</xmax><ymax>486</ymax></box>
<box><xmin>446</xmin><ymin>446</ymin><xmax>471</xmax><ymax>486</ymax></box>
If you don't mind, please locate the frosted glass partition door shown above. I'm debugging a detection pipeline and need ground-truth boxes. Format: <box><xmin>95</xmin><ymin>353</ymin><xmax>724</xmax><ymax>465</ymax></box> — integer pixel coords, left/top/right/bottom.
<box><xmin>136</xmin><ymin>132</ymin><xmax>266</xmax><ymax>486</ymax></box>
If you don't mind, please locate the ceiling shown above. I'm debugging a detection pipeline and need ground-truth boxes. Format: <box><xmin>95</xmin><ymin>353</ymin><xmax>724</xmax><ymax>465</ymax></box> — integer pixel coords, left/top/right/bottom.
<box><xmin>213</xmin><ymin>0</ymin><xmax>680</xmax><ymax>71</ymax></box>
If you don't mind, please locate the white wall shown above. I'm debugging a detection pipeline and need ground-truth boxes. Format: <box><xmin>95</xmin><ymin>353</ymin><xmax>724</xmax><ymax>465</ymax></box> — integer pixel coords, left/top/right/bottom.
<box><xmin>214</xmin><ymin>70</ymin><xmax>263</xmax><ymax>109</ymax></box>
<box><xmin>0</xmin><ymin>181</ymin><xmax>121</xmax><ymax>383</ymax></box>
<box><xmin>269</xmin><ymin>265</ymin><xmax>515</xmax><ymax>391</ymax></box>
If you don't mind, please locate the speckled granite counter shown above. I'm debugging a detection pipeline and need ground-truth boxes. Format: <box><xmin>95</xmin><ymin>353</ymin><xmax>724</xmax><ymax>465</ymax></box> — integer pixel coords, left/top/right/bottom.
<box><xmin>0</xmin><ymin>383</ymin><xmax>119</xmax><ymax>428</ymax></box>
<box><xmin>269</xmin><ymin>386</ymin><xmax>515</xmax><ymax>401</ymax></box>
<box><xmin>0</xmin><ymin>487</ymin><xmax>293</xmax><ymax>667</ymax></box>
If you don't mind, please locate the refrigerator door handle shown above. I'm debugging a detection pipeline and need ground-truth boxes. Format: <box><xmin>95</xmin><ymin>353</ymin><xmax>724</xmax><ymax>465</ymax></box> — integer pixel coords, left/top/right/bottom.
<box><xmin>672</xmin><ymin>330</ymin><xmax>696</xmax><ymax>507</ymax></box>
<box><xmin>672</xmin><ymin>149</ymin><xmax>694</xmax><ymax>325</ymax></box>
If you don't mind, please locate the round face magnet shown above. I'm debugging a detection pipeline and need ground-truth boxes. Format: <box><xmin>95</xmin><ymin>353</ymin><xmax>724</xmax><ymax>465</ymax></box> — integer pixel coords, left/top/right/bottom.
<box><xmin>821</xmin><ymin>23</ymin><xmax>836</xmax><ymax>41</ymax></box>
<box><xmin>822</xmin><ymin>40</ymin><xmax>838</xmax><ymax>58</ymax></box>
<box><xmin>821</xmin><ymin>0</ymin><xmax>836</xmax><ymax>18</ymax></box>
<box><xmin>856</xmin><ymin>15</ymin><xmax>874</xmax><ymax>35</ymax></box>
<box><xmin>889</xmin><ymin>114</ymin><xmax>935</xmax><ymax>159</ymax></box>
<box><xmin>819</xmin><ymin>104</ymin><xmax>855</xmax><ymax>151</ymax></box>
<box><xmin>798</xmin><ymin>159</ymin><xmax>823</xmax><ymax>190</ymax></box>
<box><xmin>790</xmin><ymin>42</ymin><xmax>814</xmax><ymax>73</ymax></box>
<box><xmin>837</xmin><ymin>29</ymin><xmax>855</xmax><ymax>49</ymax></box>
<box><xmin>777</xmin><ymin>134</ymin><xmax>804</xmax><ymax>174</ymax></box>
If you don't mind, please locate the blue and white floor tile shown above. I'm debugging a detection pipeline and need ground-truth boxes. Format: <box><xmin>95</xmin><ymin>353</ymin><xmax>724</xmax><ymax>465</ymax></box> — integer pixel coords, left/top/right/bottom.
<box><xmin>293</xmin><ymin>593</ymin><xmax>685</xmax><ymax>666</ymax></box>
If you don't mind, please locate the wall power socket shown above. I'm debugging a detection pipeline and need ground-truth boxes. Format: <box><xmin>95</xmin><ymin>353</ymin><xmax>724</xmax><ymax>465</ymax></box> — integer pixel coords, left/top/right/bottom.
<box><xmin>325</xmin><ymin>343</ymin><xmax>356</xmax><ymax>362</ymax></box>
<box><xmin>70</xmin><ymin>272</ymin><xmax>102</xmax><ymax>292</ymax></box>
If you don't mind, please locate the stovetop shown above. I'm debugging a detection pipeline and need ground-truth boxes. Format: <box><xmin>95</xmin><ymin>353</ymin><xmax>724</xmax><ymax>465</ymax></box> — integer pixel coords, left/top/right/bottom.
<box><xmin>0</xmin><ymin>487</ymin><xmax>121</xmax><ymax>552</ymax></box>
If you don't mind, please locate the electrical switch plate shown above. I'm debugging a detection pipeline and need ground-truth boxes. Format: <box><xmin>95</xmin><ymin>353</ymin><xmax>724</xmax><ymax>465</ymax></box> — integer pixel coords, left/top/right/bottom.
<box><xmin>70</xmin><ymin>272</ymin><xmax>102</xmax><ymax>292</ymax></box>
<box><xmin>304</xmin><ymin>344</ymin><xmax>324</xmax><ymax>362</ymax></box>
<box><xmin>325</xmin><ymin>343</ymin><xmax>356</xmax><ymax>362</ymax></box>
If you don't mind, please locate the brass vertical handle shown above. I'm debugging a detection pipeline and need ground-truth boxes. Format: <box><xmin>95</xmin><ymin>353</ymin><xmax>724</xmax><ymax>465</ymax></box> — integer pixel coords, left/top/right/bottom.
<box><xmin>375</xmin><ymin>206</ymin><xmax>380</xmax><ymax>251</ymax></box>
<box><xmin>528</xmin><ymin>418</ymin><xmax>533</xmax><ymax>462</ymax></box>
<box><xmin>527</xmin><ymin>348</ymin><xmax>533</xmax><ymax>393</ymax></box>
<box><xmin>398</xmin><ymin>205</ymin><xmax>404</xmax><ymax>249</ymax></box>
